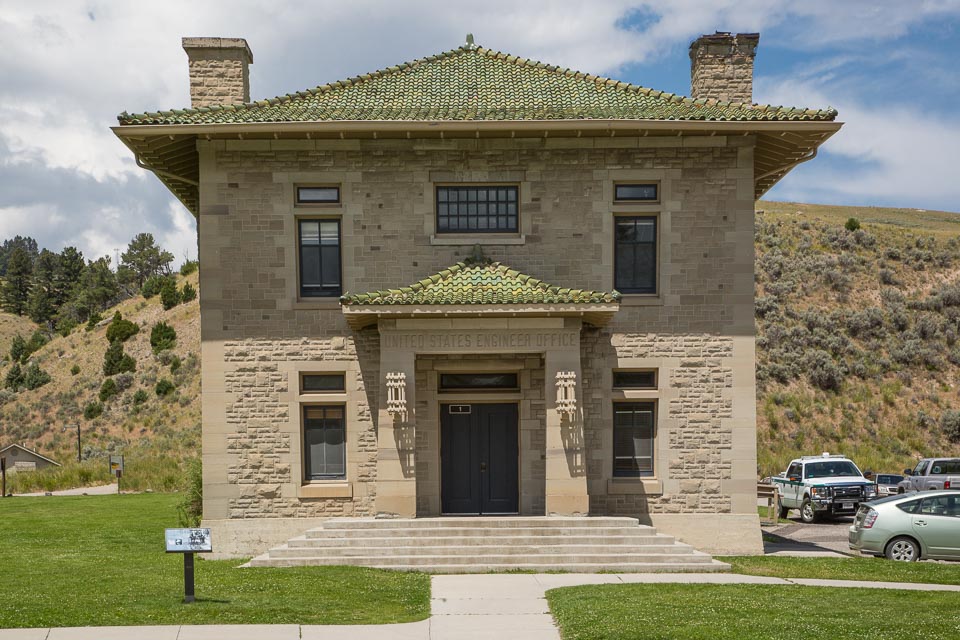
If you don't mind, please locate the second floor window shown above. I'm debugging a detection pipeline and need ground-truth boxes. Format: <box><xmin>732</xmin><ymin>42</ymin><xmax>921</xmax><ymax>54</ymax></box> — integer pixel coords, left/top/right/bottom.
<box><xmin>437</xmin><ymin>186</ymin><xmax>518</xmax><ymax>233</ymax></box>
<box><xmin>299</xmin><ymin>219</ymin><xmax>341</xmax><ymax>297</ymax></box>
<box><xmin>614</xmin><ymin>216</ymin><xmax>657</xmax><ymax>294</ymax></box>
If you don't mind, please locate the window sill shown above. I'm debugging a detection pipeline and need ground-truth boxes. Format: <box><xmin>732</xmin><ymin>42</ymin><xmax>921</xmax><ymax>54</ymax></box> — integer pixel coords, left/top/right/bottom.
<box><xmin>430</xmin><ymin>234</ymin><xmax>525</xmax><ymax>246</ymax></box>
<box><xmin>299</xmin><ymin>482</ymin><xmax>353</xmax><ymax>499</ymax></box>
<box><xmin>292</xmin><ymin>299</ymin><xmax>342</xmax><ymax>311</ymax></box>
<box><xmin>619</xmin><ymin>294</ymin><xmax>663</xmax><ymax>307</ymax></box>
<box><xmin>607</xmin><ymin>478</ymin><xmax>663</xmax><ymax>495</ymax></box>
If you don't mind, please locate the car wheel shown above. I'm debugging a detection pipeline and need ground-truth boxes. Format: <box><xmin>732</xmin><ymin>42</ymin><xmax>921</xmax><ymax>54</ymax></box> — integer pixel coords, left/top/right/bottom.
<box><xmin>897</xmin><ymin>488</ymin><xmax>904</xmax><ymax>494</ymax></box>
<box><xmin>777</xmin><ymin>498</ymin><xmax>789</xmax><ymax>520</ymax></box>
<box><xmin>885</xmin><ymin>536</ymin><xmax>919</xmax><ymax>562</ymax></box>
<box><xmin>800</xmin><ymin>497</ymin><xmax>818</xmax><ymax>523</ymax></box>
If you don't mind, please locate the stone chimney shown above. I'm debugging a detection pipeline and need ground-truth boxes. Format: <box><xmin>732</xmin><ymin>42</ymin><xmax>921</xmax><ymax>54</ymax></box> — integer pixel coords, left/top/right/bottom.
<box><xmin>689</xmin><ymin>32</ymin><xmax>759</xmax><ymax>104</ymax></box>
<box><xmin>182</xmin><ymin>37</ymin><xmax>253</xmax><ymax>108</ymax></box>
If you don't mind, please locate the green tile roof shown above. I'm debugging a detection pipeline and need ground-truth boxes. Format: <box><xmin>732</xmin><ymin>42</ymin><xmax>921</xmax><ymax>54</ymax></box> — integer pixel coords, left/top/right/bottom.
<box><xmin>340</xmin><ymin>261</ymin><xmax>621</xmax><ymax>306</ymax></box>
<box><xmin>118</xmin><ymin>43</ymin><xmax>837</xmax><ymax>125</ymax></box>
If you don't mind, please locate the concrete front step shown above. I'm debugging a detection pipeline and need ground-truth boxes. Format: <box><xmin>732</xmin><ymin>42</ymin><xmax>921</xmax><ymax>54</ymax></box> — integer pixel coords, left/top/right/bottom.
<box><xmin>290</xmin><ymin>534</ymin><xmax>677</xmax><ymax>547</ymax></box>
<box><xmin>305</xmin><ymin>526</ymin><xmax>654</xmax><ymax>539</ymax></box>
<box><xmin>250</xmin><ymin>516</ymin><xmax>725</xmax><ymax>573</ymax></box>
<box><xmin>316</xmin><ymin>516</ymin><xmax>641</xmax><ymax>530</ymax></box>
<box><xmin>268</xmin><ymin>543</ymin><xmax>693</xmax><ymax>558</ymax></box>
<box><xmin>249</xmin><ymin>551</ymin><xmax>714</xmax><ymax>567</ymax></box>
<box><xmin>248</xmin><ymin>557</ymin><xmax>730</xmax><ymax>573</ymax></box>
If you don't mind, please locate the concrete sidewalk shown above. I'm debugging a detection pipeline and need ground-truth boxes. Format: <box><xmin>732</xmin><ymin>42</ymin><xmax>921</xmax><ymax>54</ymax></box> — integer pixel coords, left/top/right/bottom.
<box><xmin>4</xmin><ymin>573</ymin><xmax>960</xmax><ymax>639</ymax></box>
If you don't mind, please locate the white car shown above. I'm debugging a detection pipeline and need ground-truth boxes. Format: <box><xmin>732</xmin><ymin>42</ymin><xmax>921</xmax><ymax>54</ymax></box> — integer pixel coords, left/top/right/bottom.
<box><xmin>772</xmin><ymin>453</ymin><xmax>878</xmax><ymax>523</ymax></box>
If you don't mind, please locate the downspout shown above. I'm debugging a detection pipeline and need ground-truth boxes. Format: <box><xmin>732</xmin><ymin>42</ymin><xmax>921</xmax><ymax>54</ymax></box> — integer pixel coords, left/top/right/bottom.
<box><xmin>756</xmin><ymin>147</ymin><xmax>817</xmax><ymax>182</ymax></box>
<box><xmin>134</xmin><ymin>152</ymin><xmax>199</xmax><ymax>186</ymax></box>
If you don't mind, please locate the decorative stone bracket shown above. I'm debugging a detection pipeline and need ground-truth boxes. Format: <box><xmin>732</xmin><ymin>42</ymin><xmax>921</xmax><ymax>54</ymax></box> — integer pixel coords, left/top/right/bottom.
<box><xmin>555</xmin><ymin>371</ymin><xmax>577</xmax><ymax>415</ymax></box>
<box><xmin>386</xmin><ymin>372</ymin><xmax>408</xmax><ymax>419</ymax></box>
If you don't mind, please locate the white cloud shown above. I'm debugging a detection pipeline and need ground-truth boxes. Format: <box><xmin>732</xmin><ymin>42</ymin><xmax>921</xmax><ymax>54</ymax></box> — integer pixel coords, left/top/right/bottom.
<box><xmin>760</xmin><ymin>77</ymin><xmax>960</xmax><ymax>211</ymax></box>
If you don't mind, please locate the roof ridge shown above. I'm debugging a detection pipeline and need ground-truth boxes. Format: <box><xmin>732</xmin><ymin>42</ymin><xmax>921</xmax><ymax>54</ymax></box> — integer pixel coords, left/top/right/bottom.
<box><xmin>117</xmin><ymin>41</ymin><xmax>838</xmax><ymax>124</ymax></box>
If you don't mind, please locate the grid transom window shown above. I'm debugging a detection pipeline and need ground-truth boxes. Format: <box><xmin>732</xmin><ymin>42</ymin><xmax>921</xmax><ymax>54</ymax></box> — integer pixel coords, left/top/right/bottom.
<box><xmin>614</xmin><ymin>402</ymin><xmax>655</xmax><ymax>477</ymax></box>
<box><xmin>436</xmin><ymin>186</ymin><xmax>518</xmax><ymax>233</ymax></box>
<box><xmin>303</xmin><ymin>405</ymin><xmax>345</xmax><ymax>479</ymax></box>
<box><xmin>298</xmin><ymin>219</ymin><xmax>341</xmax><ymax>297</ymax></box>
<box><xmin>615</xmin><ymin>216</ymin><xmax>657</xmax><ymax>294</ymax></box>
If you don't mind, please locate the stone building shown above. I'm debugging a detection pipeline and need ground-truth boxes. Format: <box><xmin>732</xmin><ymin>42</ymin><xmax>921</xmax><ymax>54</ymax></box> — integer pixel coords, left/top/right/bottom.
<box><xmin>113</xmin><ymin>32</ymin><xmax>840</xmax><ymax>561</ymax></box>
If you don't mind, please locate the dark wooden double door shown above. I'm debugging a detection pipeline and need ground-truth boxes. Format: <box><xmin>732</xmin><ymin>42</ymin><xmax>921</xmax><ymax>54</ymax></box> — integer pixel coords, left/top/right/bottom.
<box><xmin>441</xmin><ymin>403</ymin><xmax>519</xmax><ymax>515</ymax></box>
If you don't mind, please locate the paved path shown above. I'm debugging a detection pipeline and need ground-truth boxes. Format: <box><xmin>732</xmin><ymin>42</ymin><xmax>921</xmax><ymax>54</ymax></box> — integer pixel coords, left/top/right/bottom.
<box><xmin>16</xmin><ymin>484</ymin><xmax>118</xmax><ymax>497</ymax></box>
<box><xmin>4</xmin><ymin>573</ymin><xmax>959</xmax><ymax>639</ymax></box>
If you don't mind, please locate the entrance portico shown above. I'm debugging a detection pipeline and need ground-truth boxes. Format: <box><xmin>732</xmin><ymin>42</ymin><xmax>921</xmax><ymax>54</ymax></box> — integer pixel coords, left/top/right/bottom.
<box><xmin>339</xmin><ymin>258</ymin><xmax>621</xmax><ymax>519</ymax></box>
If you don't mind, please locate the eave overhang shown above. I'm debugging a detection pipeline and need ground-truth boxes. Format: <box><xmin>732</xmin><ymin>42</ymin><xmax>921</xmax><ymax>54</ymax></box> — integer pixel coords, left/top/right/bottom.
<box><xmin>112</xmin><ymin>118</ymin><xmax>842</xmax><ymax>217</ymax></box>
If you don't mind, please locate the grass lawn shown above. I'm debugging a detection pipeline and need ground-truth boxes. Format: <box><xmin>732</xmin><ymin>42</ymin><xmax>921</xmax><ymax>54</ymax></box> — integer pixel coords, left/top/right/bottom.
<box><xmin>547</xmin><ymin>583</ymin><xmax>960</xmax><ymax>640</ymax></box>
<box><xmin>0</xmin><ymin>493</ymin><xmax>429</xmax><ymax>628</ymax></box>
<box><xmin>722</xmin><ymin>555</ymin><xmax>960</xmax><ymax>586</ymax></box>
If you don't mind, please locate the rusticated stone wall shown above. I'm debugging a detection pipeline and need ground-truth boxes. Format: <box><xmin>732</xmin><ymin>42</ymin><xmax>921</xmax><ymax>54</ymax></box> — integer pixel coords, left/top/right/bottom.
<box><xmin>197</xmin><ymin>135</ymin><xmax>759</xmax><ymax>546</ymax></box>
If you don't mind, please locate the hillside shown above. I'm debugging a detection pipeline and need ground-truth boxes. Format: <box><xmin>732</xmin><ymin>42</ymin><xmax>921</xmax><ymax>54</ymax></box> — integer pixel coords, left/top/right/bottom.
<box><xmin>755</xmin><ymin>200</ymin><xmax>960</xmax><ymax>475</ymax></box>
<box><xmin>0</xmin><ymin>272</ymin><xmax>199</xmax><ymax>491</ymax></box>
<box><xmin>2</xmin><ymin>200</ymin><xmax>960</xmax><ymax>490</ymax></box>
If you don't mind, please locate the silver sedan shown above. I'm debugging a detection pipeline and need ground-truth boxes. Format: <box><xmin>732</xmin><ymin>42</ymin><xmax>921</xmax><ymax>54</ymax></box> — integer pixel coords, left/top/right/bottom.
<box><xmin>849</xmin><ymin>491</ymin><xmax>960</xmax><ymax>561</ymax></box>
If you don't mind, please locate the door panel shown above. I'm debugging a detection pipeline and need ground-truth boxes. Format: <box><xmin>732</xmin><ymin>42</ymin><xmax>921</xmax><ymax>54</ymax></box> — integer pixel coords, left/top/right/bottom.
<box><xmin>480</xmin><ymin>404</ymin><xmax>519</xmax><ymax>514</ymax></box>
<box><xmin>441</xmin><ymin>403</ymin><xmax>519</xmax><ymax>515</ymax></box>
<box><xmin>441</xmin><ymin>410</ymin><xmax>481</xmax><ymax>514</ymax></box>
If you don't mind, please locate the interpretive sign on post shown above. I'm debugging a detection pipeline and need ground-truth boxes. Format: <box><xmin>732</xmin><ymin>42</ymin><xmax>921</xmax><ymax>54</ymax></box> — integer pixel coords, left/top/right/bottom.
<box><xmin>110</xmin><ymin>455</ymin><xmax>124</xmax><ymax>494</ymax></box>
<box><xmin>165</xmin><ymin>528</ymin><xmax>212</xmax><ymax>603</ymax></box>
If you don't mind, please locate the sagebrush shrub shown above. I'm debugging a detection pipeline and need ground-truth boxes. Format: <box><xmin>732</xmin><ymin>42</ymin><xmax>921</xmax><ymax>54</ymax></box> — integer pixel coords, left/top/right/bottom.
<box><xmin>806</xmin><ymin>350</ymin><xmax>843</xmax><ymax>391</ymax></box>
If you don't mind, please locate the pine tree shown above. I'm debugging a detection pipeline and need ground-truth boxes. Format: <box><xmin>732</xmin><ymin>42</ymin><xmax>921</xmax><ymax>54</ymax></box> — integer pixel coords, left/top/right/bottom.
<box><xmin>54</xmin><ymin>246</ymin><xmax>85</xmax><ymax>307</ymax></box>
<box><xmin>26</xmin><ymin>249</ymin><xmax>58</xmax><ymax>325</ymax></box>
<box><xmin>4</xmin><ymin>363</ymin><xmax>24</xmax><ymax>390</ymax></box>
<box><xmin>121</xmin><ymin>233</ymin><xmax>174</xmax><ymax>289</ymax></box>
<box><xmin>1</xmin><ymin>247</ymin><xmax>33</xmax><ymax>315</ymax></box>
<box><xmin>0</xmin><ymin>236</ymin><xmax>38</xmax><ymax>276</ymax></box>
<box><xmin>9</xmin><ymin>334</ymin><xmax>26</xmax><ymax>363</ymax></box>
<box><xmin>74</xmin><ymin>257</ymin><xmax>119</xmax><ymax>320</ymax></box>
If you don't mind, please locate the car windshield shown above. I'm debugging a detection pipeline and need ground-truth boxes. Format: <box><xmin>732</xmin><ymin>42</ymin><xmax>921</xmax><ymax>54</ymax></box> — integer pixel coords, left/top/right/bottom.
<box><xmin>804</xmin><ymin>461</ymin><xmax>862</xmax><ymax>479</ymax></box>
<box><xmin>877</xmin><ymin>474</ymin><xmax>904</xmax><ymax>484</ymax></box>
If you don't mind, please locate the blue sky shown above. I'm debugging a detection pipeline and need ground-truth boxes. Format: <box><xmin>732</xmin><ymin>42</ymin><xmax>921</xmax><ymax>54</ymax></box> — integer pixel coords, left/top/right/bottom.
<box><xmin>1</xmin><ymin>1</ymin><xmax>958</xmax><ymax>263</ymax></box>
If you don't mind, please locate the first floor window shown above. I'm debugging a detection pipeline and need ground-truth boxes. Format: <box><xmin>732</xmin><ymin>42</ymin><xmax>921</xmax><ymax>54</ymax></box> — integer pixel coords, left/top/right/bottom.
<box><xmin>299</xmin><ymin>219</ymin><xmax>341</xmax><ymax>297</ymax></box>
<box><xmin>613</xmin><ymin>402</ymin><xmax>655</xmax><ymax>477</ymax></box>
<box><xmin>303</xmin><ymin>405</ymin><xmax>345</xmax><ymax>479</ymax></box>
<box><xmin>614</xmin><ymin>216</ymin><xmax>657</xmax><ymax>294</ymax></box>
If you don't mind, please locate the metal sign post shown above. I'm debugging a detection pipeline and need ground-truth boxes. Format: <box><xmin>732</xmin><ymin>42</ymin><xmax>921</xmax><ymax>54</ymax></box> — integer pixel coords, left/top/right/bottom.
<box><xmin>165</xmin><ymin>528</ymin><xmax>212</xmax><ymax>603</ymax></box>
<box><xmin>1</xmin><ymin>457</ymin><xmax>6</xmax><ymax>498</ymax></box>
<box><xmin>110</xmin><ymin>456</ymin><xmax>124</xmax><ymax>494</ymax></box>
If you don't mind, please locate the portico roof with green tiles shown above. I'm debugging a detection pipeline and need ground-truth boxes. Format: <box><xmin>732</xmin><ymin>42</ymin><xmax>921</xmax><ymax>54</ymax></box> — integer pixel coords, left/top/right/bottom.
<box><xmin>340</xmin><ymin>260</ymin><xmax>621</xmax><ymax>328</ymax></box>
<box><xmin>118</xmin><ymin>42</ymin><xmax>836</xmax><ymax>126</ymax></box>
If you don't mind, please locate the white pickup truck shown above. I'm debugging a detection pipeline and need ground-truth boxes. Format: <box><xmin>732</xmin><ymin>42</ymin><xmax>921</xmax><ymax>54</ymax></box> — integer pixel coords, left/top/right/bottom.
<box><xmin>772</xmin><ymin>453</ymin><xmax>877</xmax><ymax>523</ymax></box>
<box><xmin>897</xmin><ymin>458</ymin><xmax>960</xmax><ymax>493</ymax></box>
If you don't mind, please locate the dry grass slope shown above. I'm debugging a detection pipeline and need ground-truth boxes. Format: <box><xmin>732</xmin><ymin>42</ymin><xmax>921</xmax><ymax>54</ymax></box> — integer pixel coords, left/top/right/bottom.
<box><xmin>0</xmin><ymin>272</ymin><xmax>200</xmax><ymax>490</ymax></box>
<box><xmin>756</xmin><ymin>200</ymin><xmax>960</xmax><ymax>476</ymax></box>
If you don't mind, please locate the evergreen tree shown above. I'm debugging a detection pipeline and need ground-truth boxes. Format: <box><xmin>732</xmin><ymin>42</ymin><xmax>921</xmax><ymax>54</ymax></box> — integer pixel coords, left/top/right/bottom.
<box><xmin>54</xmin><ymin>246</ymin><xmax>85</xmax><ymax>307</ymax></box>
<box><xmin>23</xmin><ymin>363</ymin><xmax>51</xmax><ymax>390</ymax></box>
<box><xmin>74</xmin><ymin>257</ymin><xmax>119</xmax><ymax>320</ymax></box>
<box><xmin>160</xmin><ymin>278</ymin><xmax>181</xmax><ymax>310</ymax></box>
<box><xmin>121</xmin><ymin>233</ymin><xmax>174</xmax><ymax>289</ymax></box>
<box><xmin>1</xmin><ymin>247</ymin><xmax>33</xmax><ymax>315</ymax></box>
<box><xmin>26</xmin><ymin>249</ymin><xmax>59</xmax><ymax>325</ymax></box>
<box><xmin>9</xmin><ymin>334</ymin><xmax>26</xmax><ymax>363</ymax></box>
<box><xmin>0</xmin><ymin>236</ymin><xmax>38</xmax><ymax>276</ymax></box>
<box><xmin>103</xmin><ymin>340</ymin><xmax>136</xmax><ymax>376</ymax></box>
<box><xmin>4</xmin><ymin>363</ymin><xmax>24</xmax><ymax>390</ymax></box>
